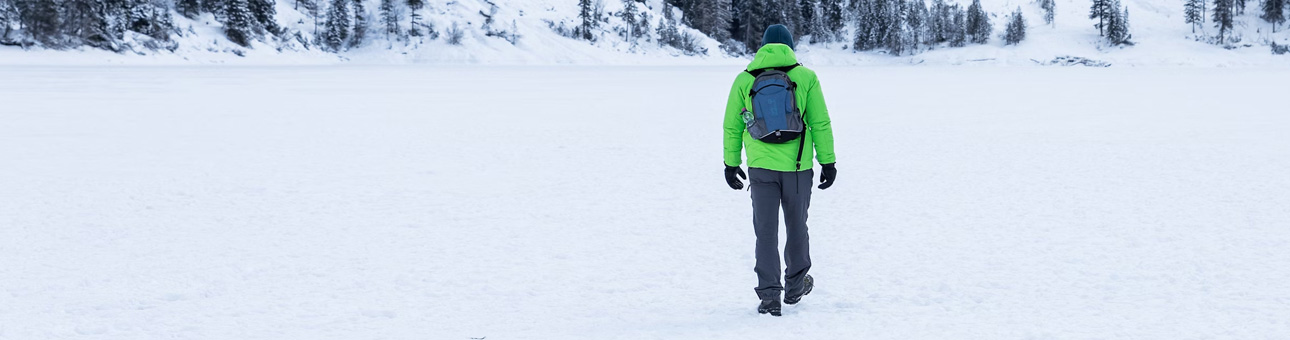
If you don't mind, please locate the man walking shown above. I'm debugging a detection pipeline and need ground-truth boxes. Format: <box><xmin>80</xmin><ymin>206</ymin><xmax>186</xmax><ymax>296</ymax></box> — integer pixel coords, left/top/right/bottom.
<box><xmin>723</xmin><ymin>24</ymin><xmax>836</xmax><ymax>317</ymax></box>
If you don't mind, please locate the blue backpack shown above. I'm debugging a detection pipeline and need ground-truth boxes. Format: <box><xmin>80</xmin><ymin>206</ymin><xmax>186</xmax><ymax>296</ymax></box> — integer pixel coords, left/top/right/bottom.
<box><xmin>743</xmin><ymin>64</ymin><xmax>804</xmax><ymax>145</ymax></box>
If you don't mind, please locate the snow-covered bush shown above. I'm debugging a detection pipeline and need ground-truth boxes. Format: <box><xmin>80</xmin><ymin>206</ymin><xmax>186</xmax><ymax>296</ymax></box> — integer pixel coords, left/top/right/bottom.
<box><xmin>446</xmin><ymin>22</ymin><xmax>463</xmax><ymax>45</ymax></box>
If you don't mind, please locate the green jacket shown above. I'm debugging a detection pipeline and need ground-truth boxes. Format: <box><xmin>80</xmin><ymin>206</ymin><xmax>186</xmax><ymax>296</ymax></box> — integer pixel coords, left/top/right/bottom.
<box><xmin>724</xmin><ymin>44</ymin><xmax>836</xmax><ymax>172</ymax></box>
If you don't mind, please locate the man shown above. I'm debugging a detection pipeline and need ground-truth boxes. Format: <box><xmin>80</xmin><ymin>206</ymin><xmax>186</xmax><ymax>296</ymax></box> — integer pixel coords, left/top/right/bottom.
<box><xmin>723</xmin><ymin>24</ymin><xmax>837</xmax><ymax>317</ymax></box>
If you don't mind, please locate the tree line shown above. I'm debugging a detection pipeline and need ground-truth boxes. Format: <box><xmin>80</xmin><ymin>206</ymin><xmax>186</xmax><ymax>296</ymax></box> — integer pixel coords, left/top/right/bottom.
<box><xmin>1186</xmin><ymin>0</ymin><xmax>1285</xmax><ymax>43</ymax></box>
<box><xmin>3</xmin><ymin>0</ymin><xmax>1285</xmax><ymax>55</ymax></box>
<box><xmin>0</xmin><ymin>0</ymin><xmax>506</xmax><ymax>51</ymax></box>
<box><xmin>0</xmin><ymin>0</ymin><xmax>179</xmax><ymax>50</ymax></box>
<box><xmin>568</xmin><ymin>0</ymin><xmax>1021</xmax><ymax>56</ymax></box>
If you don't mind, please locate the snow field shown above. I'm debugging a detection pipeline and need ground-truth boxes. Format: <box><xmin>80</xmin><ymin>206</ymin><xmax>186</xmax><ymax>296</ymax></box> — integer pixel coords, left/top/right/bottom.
<box><xmin>1</xmin><ymin>65</ymin><xmax>1289</xmax><ymax>339</ymax></box>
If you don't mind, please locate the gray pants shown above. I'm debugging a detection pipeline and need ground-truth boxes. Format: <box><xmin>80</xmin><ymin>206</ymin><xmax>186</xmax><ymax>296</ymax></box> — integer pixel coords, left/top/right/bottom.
<box><xmin>749</xmin><ymin>167</ymin><xmax>813</xmax><ymax>300</ymax></box>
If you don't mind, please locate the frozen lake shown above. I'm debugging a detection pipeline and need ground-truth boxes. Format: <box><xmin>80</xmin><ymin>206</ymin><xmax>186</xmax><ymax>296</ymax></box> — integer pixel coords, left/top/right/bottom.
<box><xmin>2</xmin><ymin>66</ymin><xmax>1289</xmax><ymax>339</ymax></box>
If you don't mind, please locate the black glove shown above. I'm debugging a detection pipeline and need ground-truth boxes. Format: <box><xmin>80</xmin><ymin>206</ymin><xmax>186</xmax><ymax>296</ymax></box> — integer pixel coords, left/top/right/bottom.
<box><xmin>724</xmin><ymin>165</ymin><xmax>747</xmax><ymax>190</ymax></box>
<box><xmin>818</xmin><ymin>163</ymin><xmax>836</xmax><ymax>190</ymax></box>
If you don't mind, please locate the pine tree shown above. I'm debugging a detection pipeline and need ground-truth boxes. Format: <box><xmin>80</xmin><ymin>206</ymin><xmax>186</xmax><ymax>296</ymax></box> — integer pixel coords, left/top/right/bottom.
<box><xmin>800</xmin><ymin>0</ymin><xmax>818</xmax><ymax>38</ymax></box>
<box><xmin>350</xmin><ymin>0</ymin><xmax>366</xmax><ymax>47</ymax></box>
<box><xmin>755</xmin><ymin>0</ymin><xmax>785</xmax><ymax>39</ymax></box>
<box><xmin>64</xmin><ymin>0</ymin><xmax>117</xmax><ymax>50</ymax></box>
<box><xmin>406</xmin><ymin>0</ymin><xmax>423</xmax><ymax>36</ymax></box>
<box><xmin>729</xmin><ymin>0</ymin><xmax>746</xmax><ymax>49</ymax></box>
<box><xmin>878</xmin><ymin>0</ymin><xmax>895</xmax><ymax>50</ymax></box>
<box><xmin>178</xmin><ymin>0</ymin><xmax>202</xmax><ymax>19</ymax></box>
<box><xmin>322</xmin><ymin>0</ymin><xmax>350</xmax><ymax>50</ymax></box>
<box><xmin>249</xmin><ymin>0</ymin><xmax>278</xmax><ymax>35</ymax></box>
<box><xmin>637</xmin><ymin>10</ymin><xmax>651</xmax><ymax>42</ymax></box>
<box><xmin>929</xmin><ymin>0</ymin><xmax>952</xmax><ymax>44</ymax></box>
<box><xmin>1106</xmin><ymin>0</ymin><xmax>1129</xmax><ymax>44</ymax></box>
<box><xmin>906</xmin><ymin>0</ymin><xmax>928</xmax><ymax>52</ymax></box>
<box><xmin>887</xmin><ymin>0</ymin><xmax>907</xmax><ymax>54</ymax></box>
<box><xmin>851</xmin><ymin>0</ymin><xmax>869</xmax><ymax>49</ymax></box>
<box><xmin>656</xmin><ymin>2</ymin><xmax>701</xmax><ymax>54</ymax></box>
<box><xmin>0</xmin><ymin>0</ymin><xmax>13</xmax><ymax>42</ymax></box>
<box><xmin>666</xmin><ymin>0</ymin><xmax>689</xmax><ymax>20</ymax></box>
<box><xmin>1123</xmin><ymin>6</ymin><xmax>1131</xmax><ymax>40</ymax></box>
<box><xmin>966</xmin><ymin>0</ymin><xmax>990</xmax><ymax>44</ymax></box>
<box><xmin>151</xmin><ymin>0</ymin><xmax>176</xmax><ymax>40</ymax></box>
<box><xmin>658</xmin><ymin>2</ymin><xmax>679</xmax><ymax>47</ymax></box>
<box><xmin>1090</xmin><ymin>0</ymin><xmax>1112</xmax><ymax>36</ymax></box>
<box><xmin>577</xmin><ymin>0</ymin><xmax>595</xmax><ymax>40</ymax></box>
<box><xmin>111</xmin><ymin>0</ymin><xmax>136</xmax><ymax>37</ymax></box>
<box><xmin>204</xmin><ymin>0</ymin><xmax>227</xmax><ymax>19</ymax></box>
<box><xmin>592</xmin><ymin>0</ymin><xmax>607</xmax><ymax>24</ymax></box>
<box><xmin>950</xmin><ymin>4</ymin><xmax>967</xmax><ymax>46</ymax></box>
<box><xmin>225</xmin><ymin>0</ymin><xmax>257</xmax><ymax>47</ymax></box>
<box><xmin>1213</xmin><ymin>0</ymin><xmax>1234</xmax><ymax>42</ymax></box>
<box><xmin>619</xmin><ymin>0</ymin><xmax>638</xmax><ymax>43</ymax></box>
<box><xmin>1039</xmin><ymin>0</ymin><xmax>1055</xmax><ymax>26</ymax></box>
<box><xmin>934</xmin><ymin>6</ymin><xmax>948</xmax><ymax>45</ymax></box>
<box><xmin>822</xmin><ymin>0</ymin><xmax>844</xmax><ymax>39</ymax></box>
<box><xmin>1185</xmin><ymin>0</ymin><xmax>1205</xmax><ymax>33</ymax></box>
<box><xmin>622</xmin><ymin>0</ymin><xmax>648</xmax><ymax>42</ymax></box>
<box><xmin>21</xmin><ymin>0</ymin><xmax>62</xmax><ymax>46</ymax></box>
<box><xmin>1262</xmin><ymin>0</ymin><xmax>1286</xmax><ymax>32</ymax></box>
<box><xmin>1004</xmin><ymin>7</ymin><xmax>1026</xmax><ymax>45</ymax></box>
<box><xmin>1105</xmin><ymin>2</ymin><xmax>1120</xmax><ymax>42</ymax></box>
<box><xmin>737</xmin><ymin>0</ymin><xmax>763</xmax><ymax>51</ymax></box>
<box><xmin>806</xmin><ymin>0</ymin><xmax>829</xmax><ymax>42</ymax></box>
<box><xmin>691</xmin><ymin>0</ymin><xmax>731</xmax><ymax>42</ymax></box>
<box><xmin>119</xmin><ymin>0</ymin><xmax>148</xmax><ymax>35</ymax></box>
<box><xmin>781</xmin><ymin>0</ymin><xmax>804</xmax><ymax>37</ymax></box>
<box><xmin>302</xmin><ymin>0</ymin><xmax>321</xmax><ymax>41</ymax></box>
<box><xmin>130</xmin><ymin>0</ymin><xmax>175</xmax><ymax>41</ymax></box>
<box><xmin>378</xmin><ymin>0</ymin><xmax>400</xmax><ymax>39</ymax></box>
<box><xmin>853</xmin><ymin>0</ymin><xmax>882</xmax><ymax>50</ymax></box>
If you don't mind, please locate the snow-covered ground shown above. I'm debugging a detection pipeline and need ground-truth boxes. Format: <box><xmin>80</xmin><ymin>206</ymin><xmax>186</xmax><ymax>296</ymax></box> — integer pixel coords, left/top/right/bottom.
<box><xmin>2</xmin><ymin>66</ymin><xmax>1289</xmax><ymax>339</ymax></box>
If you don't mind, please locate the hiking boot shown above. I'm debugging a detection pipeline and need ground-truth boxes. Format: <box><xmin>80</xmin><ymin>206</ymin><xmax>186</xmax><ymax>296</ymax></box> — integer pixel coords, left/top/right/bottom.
<box><xmin>757</xmin><ymin>298</ymin><xmax>782</xmax><ymax>316</ymax></box>
<box><xmin>784</xmin><ymin>275</ymin><xmax>813</xmax><ymax>305</ymax></box>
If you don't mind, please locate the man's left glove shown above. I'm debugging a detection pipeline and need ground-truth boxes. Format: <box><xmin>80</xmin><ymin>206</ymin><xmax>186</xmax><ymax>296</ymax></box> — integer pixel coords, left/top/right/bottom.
<box><xmin>818</xmin><ymin>163</ymin><xmax>837</xmax><ymax>190</ymax></box>
<box><xmin>725</xmin><ymin>165</ymin><xmax>747</xmax><ymax>190</ymax></box>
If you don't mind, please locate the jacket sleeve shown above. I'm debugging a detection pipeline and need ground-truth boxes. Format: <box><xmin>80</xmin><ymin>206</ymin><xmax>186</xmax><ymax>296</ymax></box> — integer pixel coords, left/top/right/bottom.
<box><xmin>804</xmin><ymin>75</ymin><xmax>836</xmax><ymax>165</ymax></box>
<box><xmin>723</xmin><ymin>76</ymin><xmax>747</xmax><ymax>167</ymax></box>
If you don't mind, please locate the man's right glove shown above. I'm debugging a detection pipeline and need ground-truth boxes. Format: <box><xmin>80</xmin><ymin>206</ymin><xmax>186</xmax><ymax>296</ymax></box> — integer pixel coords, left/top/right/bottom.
<box><xmin>725</xmin><ymin>165</ymin><xmax>747</xmax><ymax>190</ymax></box>
<box><xmin>818</xmin><ymin>163</ymin><xmax>837</xmax><ymax>190</ymax></box>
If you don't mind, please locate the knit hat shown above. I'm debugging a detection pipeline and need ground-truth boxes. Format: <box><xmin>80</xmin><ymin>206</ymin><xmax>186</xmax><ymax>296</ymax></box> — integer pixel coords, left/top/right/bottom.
<box><xmin>761</xmin><ymin>24</ymin><xmax>795</xmax><ymax>50</ymax></box>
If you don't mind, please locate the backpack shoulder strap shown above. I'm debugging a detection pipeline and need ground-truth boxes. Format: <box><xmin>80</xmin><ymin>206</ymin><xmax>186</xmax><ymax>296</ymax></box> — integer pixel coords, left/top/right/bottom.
<box><xmin>747</xmin><ymin>63</ymin><xmax>802</xmax><ymax>97</ymax></box>
<box><xmin>745</xmin><ymin>63</ymin><xmax>801</xmax><ymax>77</ymax></box>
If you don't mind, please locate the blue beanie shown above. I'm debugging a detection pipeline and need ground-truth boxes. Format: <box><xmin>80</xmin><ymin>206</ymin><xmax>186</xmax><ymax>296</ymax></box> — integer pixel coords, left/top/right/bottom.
<box><xmin>761</xmin><ymin>24</ymin><xmax>795</xmax><ymax>50</ymax></box>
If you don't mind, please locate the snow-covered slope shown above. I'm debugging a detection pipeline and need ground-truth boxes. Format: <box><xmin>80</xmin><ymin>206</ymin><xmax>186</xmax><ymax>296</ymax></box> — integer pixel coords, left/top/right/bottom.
<box><xmin>794</xmin><ymin>0</ymin><xmax>1290</xmax><ymax>66</ymax></box>
<box><xmin>343</xmin><ymin>0</ymin><xmax>736</xmax><ymax>65</ymax></box>
<box><xmin>0</xmin><ymin>0</ymin><xmax>1288</xmax><ymax>66</ymax></box>
<box><xmin>0</xmin><ymin>0</ymin><xmax>740</xmax><ymax>65</ymax></box>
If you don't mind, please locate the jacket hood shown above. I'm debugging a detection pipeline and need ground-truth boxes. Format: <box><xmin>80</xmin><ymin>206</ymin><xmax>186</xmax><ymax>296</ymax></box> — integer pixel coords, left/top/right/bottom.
<box><xmin>745</xmin><ymin>44</ymin><xmax>799</xmax><ymax>71</ymax></box>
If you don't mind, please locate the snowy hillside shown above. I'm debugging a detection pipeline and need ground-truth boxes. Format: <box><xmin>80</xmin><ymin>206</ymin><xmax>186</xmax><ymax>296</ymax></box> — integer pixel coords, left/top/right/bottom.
<box><xmin>789</xmin><ymin>0</ymin><xmax>1290</xmax><ymax>66</ymax></box>
<box><xmin>0</xmin><ymin>0</ymin><xmax>740</xmax><ymax>65</ymax></box>
<box><xmin>2</xmin><ymin>0</ymin><xmax>1290</xmax><ymax>65</ymax></box>
<box><xmin>897</xmin><ymin>0</ymin><xmax>1290</xmax><ymax>66</ymax></box>
<box><xmin>343</xmin><ymin>0</ymin><xmax>733</xmax><ymax>64</ymax></box>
